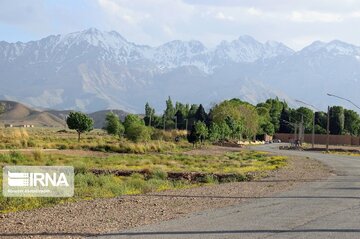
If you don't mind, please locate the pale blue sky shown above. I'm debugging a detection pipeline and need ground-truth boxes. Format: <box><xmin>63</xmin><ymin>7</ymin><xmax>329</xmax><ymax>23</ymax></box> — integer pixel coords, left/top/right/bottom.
<box><xmin>1</xmin><ymin>0</ymin><xmax>360</xmax><ymax>50</ymax></box>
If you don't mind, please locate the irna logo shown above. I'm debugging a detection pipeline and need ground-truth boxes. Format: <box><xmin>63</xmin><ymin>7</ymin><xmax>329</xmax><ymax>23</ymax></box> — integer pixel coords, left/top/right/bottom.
<box><xmin>8</xmin><ymin>171</ymin><xmax>69</xmax><ymax>187</ymax></box>
<box><xmin>3</xmin><ymin>166</ymin><xmax>74</xmax><ymax>197</ymax></box>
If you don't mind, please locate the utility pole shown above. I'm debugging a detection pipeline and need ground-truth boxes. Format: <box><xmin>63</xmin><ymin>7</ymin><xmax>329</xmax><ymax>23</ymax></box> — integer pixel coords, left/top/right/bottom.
<box><xmin>312</xmin><ymin>114</ymin><xmax>315</xmax><ymax>149</ymax></box>
<box><xmin>295</xmin><ymin>99</ymin><xmax>320</xmax><ymax>149</ymax></box>
<box><xmin>300</xmin><ymin>115</ymin><xmax>304</xmax><ymax>145</ymax></box>
<box><xmin>185</xmin><ymin>119</ymin><xmax>188</xmax><ymax>131</ymax></box>
<box><xmin>326</xmin><ymin>106</ymin><xmax>330</xmax><ymax>152</ymax></box>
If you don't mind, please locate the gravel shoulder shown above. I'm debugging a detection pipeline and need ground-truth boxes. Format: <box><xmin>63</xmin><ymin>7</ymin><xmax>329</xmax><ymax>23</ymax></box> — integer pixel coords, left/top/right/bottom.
<box><xmin>0</xmin><ymin>148</ymin><xmax>332</xmax><ymax>239</ymax></box>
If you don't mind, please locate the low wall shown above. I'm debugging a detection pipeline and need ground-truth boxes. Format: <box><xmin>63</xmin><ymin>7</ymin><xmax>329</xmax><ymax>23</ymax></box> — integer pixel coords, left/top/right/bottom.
<box><xmin>274</xmin><ymin>133</ymin><xmax>360</xmax><ymax>146</ymax></box>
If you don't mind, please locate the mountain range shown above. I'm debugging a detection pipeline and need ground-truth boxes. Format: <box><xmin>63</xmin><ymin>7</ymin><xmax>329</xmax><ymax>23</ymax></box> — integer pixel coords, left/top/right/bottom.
<box><xmin>0</xmin><ymin>28</ymin><xmax>359</xmax><ymax>113</ymax></box>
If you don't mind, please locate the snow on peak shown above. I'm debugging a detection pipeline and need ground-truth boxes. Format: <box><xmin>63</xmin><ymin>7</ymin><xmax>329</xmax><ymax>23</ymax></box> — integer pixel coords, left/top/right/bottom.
<box><xmin>300</xmin><ymin>40</ymin><xmax>360</xmax><ymax>57</ymax></box>
<box><xmin>58</xmin><ymin>28</ymin><xmax>130</xmax><ymax>50</ymax></box>
<box><xmin>0</xmin><ymin>29</ymin><xmax>296</xmax><ymax>72</ymax></box>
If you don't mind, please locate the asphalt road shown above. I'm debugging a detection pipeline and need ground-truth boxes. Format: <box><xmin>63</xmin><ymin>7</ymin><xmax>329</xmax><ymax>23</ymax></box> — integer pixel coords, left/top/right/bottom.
<box><xmin>92</xmin><ymin>144</ymin><xmax>360</xmax><ymax>239</ymax></box>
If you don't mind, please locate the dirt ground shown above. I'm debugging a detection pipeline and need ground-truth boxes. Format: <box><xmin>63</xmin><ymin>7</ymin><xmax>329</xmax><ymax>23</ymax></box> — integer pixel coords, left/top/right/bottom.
<box><xmin>0</xmin><ymin>147</ymin><xmax>332</xmax><ymax>239</ymax></box>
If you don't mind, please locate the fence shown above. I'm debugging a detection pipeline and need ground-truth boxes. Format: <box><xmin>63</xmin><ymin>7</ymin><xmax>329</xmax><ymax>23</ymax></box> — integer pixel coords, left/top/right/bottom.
<box><xmin>274</xmin><ymin>133</ymin><xmax>360</xmax><ymax>146</ymax></box>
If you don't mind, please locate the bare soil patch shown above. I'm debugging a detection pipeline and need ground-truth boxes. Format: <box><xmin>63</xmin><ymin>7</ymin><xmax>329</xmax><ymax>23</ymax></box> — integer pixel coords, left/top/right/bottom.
<box><xmin>0</xmin><ymin>148</ymin><xmax>332</xmax><ymax>239</ymax></box>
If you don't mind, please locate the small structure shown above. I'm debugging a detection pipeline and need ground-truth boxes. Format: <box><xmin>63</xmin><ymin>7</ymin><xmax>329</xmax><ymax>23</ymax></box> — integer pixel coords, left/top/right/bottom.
<box><xmin>4</xmin><ymin>124</ymin><xmax>13</xmax><ymax>128</ymax></box>
<box><xmin>18</xmin><ymin>124</ymin><xmax>34</xmax><ymax>128</ymax></box>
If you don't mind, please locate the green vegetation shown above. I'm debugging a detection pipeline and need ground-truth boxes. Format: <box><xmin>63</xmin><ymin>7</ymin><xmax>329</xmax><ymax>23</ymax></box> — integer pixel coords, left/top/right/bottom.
<box><xmin>0</xmin><ymin>149</ymin><xmax>287</xmax><ymax>213</ymax></box>
<box><xmin>66</xmin><ymin>112</ymin><xmax>94</xmax><ymax>142</ymax></box>
<box><xmin>0</xmin><ymin>128</ymin><xmax>190</xmax><ymax>153</ymax></box>
<box><xmin>104</xmin><ymin>112</ymin><xmax>125</xmax><ymax>138</ymax></box>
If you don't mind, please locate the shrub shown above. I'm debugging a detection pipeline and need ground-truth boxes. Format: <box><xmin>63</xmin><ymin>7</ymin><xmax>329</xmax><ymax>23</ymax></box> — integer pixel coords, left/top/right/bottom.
<box><xmin>32</xmin><ymin>149</ymin><xmax>43</xmax><ymax>161</ymax></box>
<box><xmin>126</xmin><ymin>124</ymin><xmax>152</xmax><ymax>142</ymax></box>
<box><xmin>151</xmin><ymin>169</ymin><xmax>168</xmax><ymax>180</ymax></box>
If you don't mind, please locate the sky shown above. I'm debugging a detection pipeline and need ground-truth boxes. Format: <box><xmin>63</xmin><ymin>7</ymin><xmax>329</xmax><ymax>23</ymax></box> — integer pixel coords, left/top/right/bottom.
<box><xmin>1</xmin><ymin>0</ymin><xmax>360</xmax><ymax>50</ymax></box>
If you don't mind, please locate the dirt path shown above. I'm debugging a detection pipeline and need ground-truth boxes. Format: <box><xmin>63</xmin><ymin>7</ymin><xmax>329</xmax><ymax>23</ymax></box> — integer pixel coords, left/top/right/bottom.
<box><xmin>0</xmin><ymin>154</ymin><xmax>332</xmax><ymax>238</ymax></box>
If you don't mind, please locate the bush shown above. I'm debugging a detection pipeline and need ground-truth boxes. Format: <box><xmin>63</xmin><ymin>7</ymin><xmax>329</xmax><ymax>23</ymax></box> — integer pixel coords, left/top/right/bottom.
<box><xmin>151</xmin><ymin>169</ymin><xmax>168</xmax><ymax>180</ymax></box>
<box><xmin>126</xmin><ymin>124</ymin><xmax>152</xmax><ymax>142</ymax></box>
<box><xmin>32</xmin><ymin>149</ymin><xmax>43</xmax><ymax>161</ymax></box>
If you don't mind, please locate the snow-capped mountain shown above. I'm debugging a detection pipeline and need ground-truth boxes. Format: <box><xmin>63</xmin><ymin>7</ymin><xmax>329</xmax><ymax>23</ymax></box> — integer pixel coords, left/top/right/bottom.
<box><xmin>0</xmin><ymin>28</ymin><xmax>359</xmax><ymax>112</ymax></box>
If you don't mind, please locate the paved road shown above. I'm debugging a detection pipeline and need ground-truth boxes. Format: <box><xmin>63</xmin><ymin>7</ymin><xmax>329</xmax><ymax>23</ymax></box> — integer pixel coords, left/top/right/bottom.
<box><xmin>93</xmin><ymin>144</ymin><xmax>360</xmax><ymax>239</ymax></box>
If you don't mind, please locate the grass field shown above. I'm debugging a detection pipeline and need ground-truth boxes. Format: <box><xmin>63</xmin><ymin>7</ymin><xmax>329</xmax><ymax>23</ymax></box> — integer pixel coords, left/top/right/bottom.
<box><xmin>0</xmin><ymin>127</ymin><xmax>191</xmax><ymax>153</ymax></box>
<box><xmin>0</xmin><ymin>148</ymin><xmax>287</xmax><ymax>213</ymax></box>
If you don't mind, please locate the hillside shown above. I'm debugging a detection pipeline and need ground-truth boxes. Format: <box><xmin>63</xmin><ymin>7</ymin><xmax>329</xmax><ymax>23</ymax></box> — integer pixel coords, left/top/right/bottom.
<box><xmin>0</xmin><ymin>101</ymin><xmax>129</xmax><ymax>128</ymax></box>
<box><xmin>0</xmin><ymin>101</ymin><xmax>66</xmax><ymax>127</ymax></box>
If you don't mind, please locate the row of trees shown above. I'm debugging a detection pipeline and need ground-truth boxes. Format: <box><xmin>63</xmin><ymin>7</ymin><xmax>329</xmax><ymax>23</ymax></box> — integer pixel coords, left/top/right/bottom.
<box><xmin>64</xmin><ymin>96</ymin><xmax>360</xmax><ymax>143</ymax></box>
<box><xmin>275</xmin><ymin>104</ymin><xmax>360</xmax><ymax>136</ymax></box>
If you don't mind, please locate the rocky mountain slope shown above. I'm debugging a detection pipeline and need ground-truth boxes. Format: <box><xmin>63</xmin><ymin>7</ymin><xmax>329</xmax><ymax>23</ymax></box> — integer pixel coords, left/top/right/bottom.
<box><xmin>0</xmin><ymin>28</ymin><xmax>359</xmax><ymax>112</ymax></box>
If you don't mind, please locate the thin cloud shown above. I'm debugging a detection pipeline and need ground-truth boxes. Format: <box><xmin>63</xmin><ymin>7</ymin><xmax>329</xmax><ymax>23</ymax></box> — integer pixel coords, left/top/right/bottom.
<box><xmin>290</xmin><ymin>11</ymin><xmax>343</xmax><ymax>23</ymax></box>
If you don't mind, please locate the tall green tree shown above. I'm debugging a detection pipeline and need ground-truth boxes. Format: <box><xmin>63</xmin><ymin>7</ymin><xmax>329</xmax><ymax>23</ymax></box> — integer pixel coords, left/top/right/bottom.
<box><xmin>144</xmin><ymin>102</ymin><xmax>155</xmax><ymax>126</ymax></box>
<box><xmin>329</xmin><ymin>106</ymin><xmax>345</xmax><ymax>135</ymax></box>
<box><xmin>194</xmin><ymin>104</ymin><xmax>208</xmax><ymax>122</ymax></box>
<box><xmin>257</xmin><ymin>106</ymin><xmax>275</xmax><ymax>136</ymax></box>
<box><xmin>175</xmin><ymin>110</ymin><xmax>186</xmax><ymax>130</ymax></box>
<box><xmin>315</xmin><ymin>111</ymin><xmax>327</xmax><ymax>134</ymax></box>
<box><xmin>278</xmin><ymin>108</ymin><xmax>292</xmax><ymax>133</ymax></box>
<box><xmin>164</xmin><ymin>96</ymin><xmax>176</xmax><ymax>120</ymax></box>
<box><xmin>187</xmin><ymin>104</ymin><xmax>199</xmax><ymax>129</ymax></box>
<box><xmin>266</xmin><ymin>98</ymin><xmax>286</xmax><ymax>132</ymax></box>
<box><xmin>104</xmin><ymin>112</ymin><xmax>124</xmax><ymax>138</ymax></box>
<box><xmin>218</xmin><ymin>121</ymin><xmax>232</xmax><ymax>142</ymax></box>
<box><xmin>209</xmin><ymin>122</ymin><xmax>221</xmax><ymax>142</ymax></box>
<box><xmin>295</xmin><ymin>107</ymin><xmax>314</xmax><ymax>133</ymax></box>
<box><xmin>66</xmin><ymin>112</ymin><xmax>94</xmax><ymax>142</ymax></box>
<box><xmin>344</xmin><ymin>109</ymin><xmax>360</xmax><ymax>136</ymax></box>
<box><xmin>194</xmin><ymin>121</ymin><xmax>208</xmax><ymax>143</ymax></box>
<box><xmin>210</xmin><ymin>100</ymin><xmax>258</xmax><ymax>139</ymax></box>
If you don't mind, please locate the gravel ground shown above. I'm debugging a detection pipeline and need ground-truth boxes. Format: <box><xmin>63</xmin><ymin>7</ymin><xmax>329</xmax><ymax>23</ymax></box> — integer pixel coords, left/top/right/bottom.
<box><xmin>0</xmin><ymin>150</ymin><xmax>332</xmax><ymax>239</ymax></box>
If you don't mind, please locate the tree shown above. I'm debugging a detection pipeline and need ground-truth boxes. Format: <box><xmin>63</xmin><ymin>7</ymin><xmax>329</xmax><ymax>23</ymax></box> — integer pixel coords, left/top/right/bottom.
<box><xmin>66</xmin><ymin>112</ymin><xmax>94</xmax><ymax>142</ymax></box>
<box><xmin>104</xmin><ymin>112</ymin><xmax>124</xmax><ymax>138</ymax></box>
<box><xmin>257</xmin><ymin>106</ymin><xmax>275</xmax><ymax>136</ymax></box>
<box><xmin>124</xmin><ymin>114</ymin><xmax>144</xmax><ymax>134</ymax></box>
<box><xmin>187</xmin><ymin>104</ymin><xmax>199</xmax><ymax>129</ymax></box>
<box><xmin>163</xmin><ymin>96</ymin><xmax>176</xmax><ymax>129</ymax></box>
<box><xmin>210</xmin><ymin>100</ymin><xmax>258</xmax><ymax>140</ymax></box>
<box><xmin>194</xmin><ymin>121</ymin><xmax>208</xmax><ymax>144</ymax></box>
<box><xmin>266</xmin><ymin>98</ymin><xmax>286</xmax><ymax>132</ymax></box>
<box><xmin>225</xmin><ymin>116</ymin><xmax>244</xmax><ymax>140</ymax></box>
<box><xmin>209</xmin><ymin>123</ymin><xmax>221</xmax><ymax>142</ymax></box>
<box><xmin>144</xmin><ymin>102</ymin><xmax>155</xmax><ymax>126</ymax></box>
<box><xmin>315</xmin><ymin>112</ymin><xmax>327</xmax><ymax>134</ymax></box>
<box><xmin>187</xmin><ymin>125</ymin><xmax>198</xmax><ymax>147</ymax></box>
<box><xmin>278</xmin><ymin>108</ymin><xmax>292</xmax><ymax>133</ymax></box>
<box><xmin>329</xmin><ymin>106</ymin><xmax>345</xmax><ymax>135</ymax></box>
<box><xmin>344</xmin><ymin>109</ymin><xmax>360</xmax><ymax>136</ymax></box>
<box><xmin>175</xmin><ymin>110</ymin><xmax>186</xmax><ymax>130</ymax></box>
<box><xmin>238</xmin><ymin>104</ymin><xmax>258</xmax><ymax>139</ymax></box>
<box><xmin>294</xmin><ymin>107</ymin><xmax>314</xmax><ymax>133</ymax></box>
<box><xmin>259</xmin><ymin>121</ymin><xmax>275</xmax><ymax>136</ymax></box>
<box><xmin>218</xmin><ymin>122</ymin><xmax>232</xmax><ymax>142</ymax></box>
<box><xmin>194</xmin><ymin>104</ymin><xmax>207</xmax><ymax>122</ymax></box>
<box><xmin>164</xmin><ymin>96</ymin><xmax>175</xmax><ymax>119</ymax></box>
